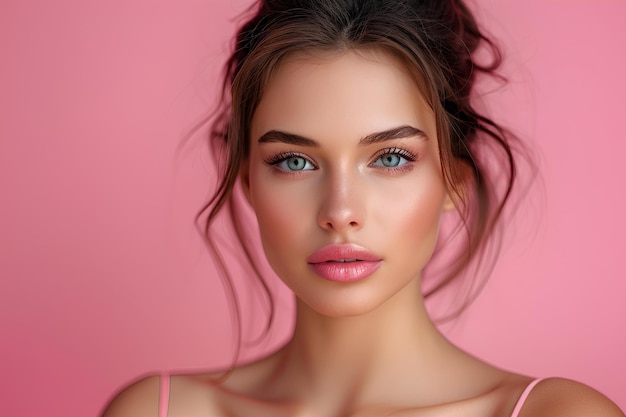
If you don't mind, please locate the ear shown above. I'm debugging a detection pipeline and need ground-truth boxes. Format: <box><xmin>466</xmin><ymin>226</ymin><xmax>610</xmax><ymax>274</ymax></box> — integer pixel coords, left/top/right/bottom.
<box><xmin>442</xmin><ymin>191</ymin><xmax>457</xmax><ymax>212</ymax></box>
<box><xmin>443</xmin><ymin>160</ymin><xmax>473</xmax><ymax>212</ymax></box>
<box><xmin>239</xmin><ymin>157</ymin><xmax>253</xmax><ymax>206</ymax></box>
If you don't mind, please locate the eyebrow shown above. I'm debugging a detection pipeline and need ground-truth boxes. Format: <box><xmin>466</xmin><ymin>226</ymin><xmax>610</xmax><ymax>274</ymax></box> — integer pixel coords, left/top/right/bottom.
<box><xmin>257</xmin><ymin>125</ymin><xmax>428</xmax><ymax>147</ymax></box>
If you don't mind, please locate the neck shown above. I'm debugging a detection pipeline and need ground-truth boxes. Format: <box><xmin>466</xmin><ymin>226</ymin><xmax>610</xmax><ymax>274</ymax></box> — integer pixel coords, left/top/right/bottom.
<box><xmin>275</xmin><ymin>278</ymin><xmax>460</xmax><ymax>406</ymax></box>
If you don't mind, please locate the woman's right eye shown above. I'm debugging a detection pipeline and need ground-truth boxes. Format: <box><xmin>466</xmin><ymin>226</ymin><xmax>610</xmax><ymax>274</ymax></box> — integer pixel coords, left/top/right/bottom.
<box><xmin>271</xmin><ymin>155</ymin><xmax>316</xmax><ymax>172</ymax></box>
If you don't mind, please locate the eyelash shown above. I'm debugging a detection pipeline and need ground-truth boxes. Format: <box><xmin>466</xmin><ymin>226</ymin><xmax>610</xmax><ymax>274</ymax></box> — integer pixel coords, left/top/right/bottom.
<box><xmin>263</xmin><ymin>147</ymin><xmax>418</xmax><ymax>174</ymax></box>
<box><xmin>370</xmin><ymin>147</ymin><xmax>417</xmax><ymax>172</ymax></box>
<box><xmin>264</xmin><ymin>152</ymin><xmax>317</xmax><ymax>170</ymax></box>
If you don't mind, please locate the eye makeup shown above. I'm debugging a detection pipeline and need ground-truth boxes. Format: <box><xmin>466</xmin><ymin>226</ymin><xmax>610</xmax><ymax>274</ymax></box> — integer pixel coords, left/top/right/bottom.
<box><xmin>371</xmin><ymin>147</ymin><xmax>417</xmax><ymax>163</ymax></box>
<box><xmin>262</xmin><ymin>143</ymin><xmax>421</xmax><ymax>176</ymax></box>
<box><xmin>263</xmin><ymin>151</ymin><xmax>317</xmax><ymax>175</ymax></box>
<box><xmin>369</xmin><ymin>147</ymin><xmax>418</xmax><ymax>174</ymax></box>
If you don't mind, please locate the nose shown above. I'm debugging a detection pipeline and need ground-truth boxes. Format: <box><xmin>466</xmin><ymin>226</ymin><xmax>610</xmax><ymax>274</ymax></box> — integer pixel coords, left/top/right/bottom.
<box><xmin>317</xmin><ymin>170</ymin><xmax>365</xmax><ymax>233</ymax></box>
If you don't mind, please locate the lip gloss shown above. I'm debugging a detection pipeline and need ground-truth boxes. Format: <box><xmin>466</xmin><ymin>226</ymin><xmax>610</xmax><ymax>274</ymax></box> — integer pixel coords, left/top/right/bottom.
<box><xmin>308</xmin><ymin>260</ymin><xmax>382</xmax><ymax>282</ymax></box>
<box><xmin>307</xmin><ymin>244</ymin><xmax>382</xmax><ymax>283</ymax></box>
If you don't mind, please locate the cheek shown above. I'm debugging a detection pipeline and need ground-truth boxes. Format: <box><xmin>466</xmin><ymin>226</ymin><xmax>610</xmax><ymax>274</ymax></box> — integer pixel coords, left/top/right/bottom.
<box><xmin>249</xmin><ymin>170</ymin><xmax>314</xmax><ymax>259</ymax></box>
<box><xmin>372</xmin><ymin>168</ymin><xmax>446</xmax><ymax>259</ymax></box>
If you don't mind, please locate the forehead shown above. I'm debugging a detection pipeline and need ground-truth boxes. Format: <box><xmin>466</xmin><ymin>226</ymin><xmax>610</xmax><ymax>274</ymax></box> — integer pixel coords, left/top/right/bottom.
<box><xmin>250</xmin><ymin>48</ymin><xmax>437</xmax><ymax>142</ymax></box>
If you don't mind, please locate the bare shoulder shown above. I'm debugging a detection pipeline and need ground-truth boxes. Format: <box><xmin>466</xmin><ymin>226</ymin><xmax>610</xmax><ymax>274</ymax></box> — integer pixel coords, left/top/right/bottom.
<box><xmin>519</xmin><ymin>378</ymin><xmax>625</xmax><ymax>417</ymax></box>
<box><xmin>100</xmin><ymin>374</ymin><xmax>161</xmax><ymax>417</ymax></box>
<box><xmin>100</xmin><ymin>372</ymin><xmax>226</xmax><ymax>417</ymax></box>
<box><xmin>100</xmin><ymin>353</ymin><xmax>280</xmax><ymax>417</ymax></box>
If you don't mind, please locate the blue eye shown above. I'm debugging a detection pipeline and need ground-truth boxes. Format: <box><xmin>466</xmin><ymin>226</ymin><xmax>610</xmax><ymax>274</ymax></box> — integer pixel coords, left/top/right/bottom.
<box><xmin>275</xmin><ymin>155</ymin><xmax>315</xmax><ymax>172</ymax></box>
<box><xmin>372</xmin><ymin>151</ymin><xmax>413</xmax><ymax>168</ymax></box>
<box><xmin>374</xmin><ymin>153</ymin><xmax>404</xmax><ymax>167</ymax></box>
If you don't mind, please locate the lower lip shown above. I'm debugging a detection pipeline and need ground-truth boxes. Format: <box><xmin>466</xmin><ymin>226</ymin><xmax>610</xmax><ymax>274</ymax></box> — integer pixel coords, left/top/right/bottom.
<box><xmin>308</xmin><ymin>261</ymin><xmax>382</xmax><ymax>283</ymax></box>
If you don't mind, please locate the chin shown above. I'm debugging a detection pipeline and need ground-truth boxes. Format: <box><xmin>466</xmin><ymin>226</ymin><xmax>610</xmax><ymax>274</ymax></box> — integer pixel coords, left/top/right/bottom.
<box><xmin>294</xmin><ymin>281</ymin><xmax>408</xmax><ymax>318</ymax></box>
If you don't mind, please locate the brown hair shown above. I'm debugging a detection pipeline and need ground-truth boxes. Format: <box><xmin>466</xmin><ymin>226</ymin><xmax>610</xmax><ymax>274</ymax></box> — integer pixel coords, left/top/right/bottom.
<box><xmin>198</xmin><ymin>0</ymin><xmax>525</xmax><ymax>365</ymax></box>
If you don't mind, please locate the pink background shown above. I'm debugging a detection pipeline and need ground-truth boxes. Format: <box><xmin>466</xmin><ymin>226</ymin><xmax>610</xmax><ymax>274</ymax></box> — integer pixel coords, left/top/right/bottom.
<box><xmin>1</xmin><ymin>1</ymin><xmax>625</xmax><ymax>415</ymax></box>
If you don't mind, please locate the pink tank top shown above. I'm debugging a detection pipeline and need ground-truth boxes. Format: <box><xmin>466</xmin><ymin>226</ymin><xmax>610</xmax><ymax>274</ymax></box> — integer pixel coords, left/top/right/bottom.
<box><xmin>159</xmin><ymin>373</ymin><xmax>169</xmax><ymax>417</ymax></box>
<box><xmin>158</xmin><ymin>374</ymin><xmax>543</xmax><ymax>417</ymax></box>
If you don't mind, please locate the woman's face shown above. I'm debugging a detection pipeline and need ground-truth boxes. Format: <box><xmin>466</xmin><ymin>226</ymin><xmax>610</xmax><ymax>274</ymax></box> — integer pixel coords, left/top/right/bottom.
<box><xmin>242</xmin><ymin>49</ymin><xmax>452</xmax><ymax>317</ymax></box>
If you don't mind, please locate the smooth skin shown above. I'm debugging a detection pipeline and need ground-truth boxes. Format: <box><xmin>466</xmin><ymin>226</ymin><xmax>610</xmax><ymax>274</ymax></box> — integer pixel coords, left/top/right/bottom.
<box><xmin>102</xmin><ymin>50</ymin><xmax>624</xmax><ymax>417</ymax></box>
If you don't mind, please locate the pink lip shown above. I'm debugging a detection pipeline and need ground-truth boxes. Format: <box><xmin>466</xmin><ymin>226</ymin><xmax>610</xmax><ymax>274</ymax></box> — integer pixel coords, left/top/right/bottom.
<box><xmin>307</xmin><ymin>244</ymin><xmax>382</xmax><ymax>283</ymax></box>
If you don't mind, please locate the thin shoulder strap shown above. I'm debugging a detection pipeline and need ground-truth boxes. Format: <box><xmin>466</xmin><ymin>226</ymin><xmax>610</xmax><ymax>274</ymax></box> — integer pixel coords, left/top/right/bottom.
<box><xmin>510</xmin><ymin>378</ymin><xmax>544</xmax><ymax>417</ymax></box>
<box><xmin>159</xmin><ymin>373</ymin><xmax>170</xmax><ymax>417</ymax></box>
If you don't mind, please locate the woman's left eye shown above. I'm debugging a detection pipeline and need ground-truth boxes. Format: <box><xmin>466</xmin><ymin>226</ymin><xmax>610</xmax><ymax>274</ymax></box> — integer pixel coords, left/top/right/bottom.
<box><xmin>371</xmin><ymin>149</ymin><xmax>415</xmax><ymax>168</ymax></box>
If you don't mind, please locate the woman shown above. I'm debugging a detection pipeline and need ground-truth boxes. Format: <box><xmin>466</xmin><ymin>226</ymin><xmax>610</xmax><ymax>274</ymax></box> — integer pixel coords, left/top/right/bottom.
<box><xmin>103</xmin><ymin>0</ymin><xmax>625</xmax><ymax>416</ymax></box>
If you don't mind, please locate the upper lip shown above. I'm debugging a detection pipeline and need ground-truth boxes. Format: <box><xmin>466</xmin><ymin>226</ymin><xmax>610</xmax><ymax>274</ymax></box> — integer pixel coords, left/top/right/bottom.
<box><xmin>307</xmin><ymin>243</ymin><xmax>382</xmax><ymax>264</ymax></box>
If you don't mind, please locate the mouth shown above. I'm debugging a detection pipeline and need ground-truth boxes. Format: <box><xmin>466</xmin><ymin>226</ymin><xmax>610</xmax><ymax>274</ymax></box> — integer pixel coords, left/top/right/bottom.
<box><xmin>307</xmin><ymin>244</ymin><xmax>382</xmax><ymax>282</ymax></box>
<box><xmin>307</xmin><ymin>244</ymin><xmax>382</xmax><ymax>264</ymax></box>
